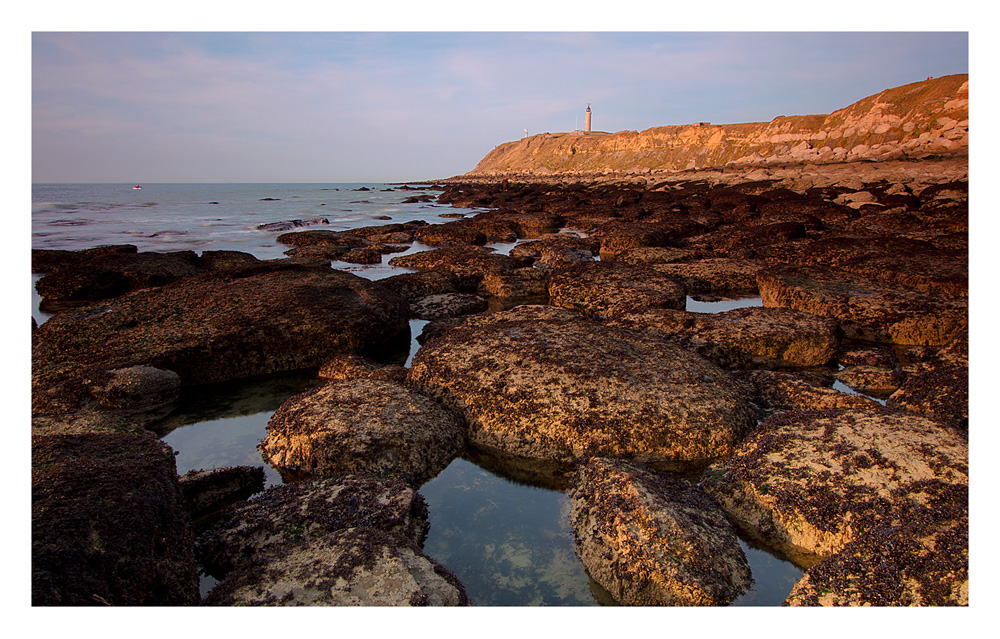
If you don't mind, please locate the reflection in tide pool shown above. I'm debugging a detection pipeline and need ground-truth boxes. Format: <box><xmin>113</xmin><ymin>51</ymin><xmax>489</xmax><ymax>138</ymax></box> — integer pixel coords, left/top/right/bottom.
<box><xmin>153</xmin><ymin>369</ymin><xmax>806</xmax><ymax>606</ymax></box>
<box><xmin>419</xmin><ymin>457</ymin><xmax>614</xmax><ymax>606</ymax></box>
<box><xmin>686</xmin><ymin>296</ymin><xmax>764</xmax><ymax>314</ymax></box>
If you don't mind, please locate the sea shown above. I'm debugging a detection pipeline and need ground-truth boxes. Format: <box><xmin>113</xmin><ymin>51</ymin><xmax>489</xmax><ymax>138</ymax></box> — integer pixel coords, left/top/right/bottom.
<box><xmin>30</xmin><ymin>182</ymin><xmax>802</xmax><ymax>606</ymax></box>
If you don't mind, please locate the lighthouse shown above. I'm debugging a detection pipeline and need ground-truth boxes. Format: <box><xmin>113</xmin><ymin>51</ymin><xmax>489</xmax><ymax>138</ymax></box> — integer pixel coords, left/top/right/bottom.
<box><xmin>585</xmin><ymin>104</ymin><xmax>592</xmax><ymax>133</ymax></box>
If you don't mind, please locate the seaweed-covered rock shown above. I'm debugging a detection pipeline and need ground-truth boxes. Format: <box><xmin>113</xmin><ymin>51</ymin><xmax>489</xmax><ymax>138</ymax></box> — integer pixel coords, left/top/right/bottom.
<box><xmin>734</xmin><ymin>369</ymin><xmax>882</xmax><ymax>416</ymax></box>
<box><xmin>34</xmin><ymin>249</ymin><xmax>202</xmax><ymax>307</ymax></box>
<box><xmin>32</xmin><ymin>261</ymin><xmax>410</xmax><ymax>415</ymax></box>
<box><xmin>701</xmin><ymin>407</ymin><xmax>968</xmax><ymax>564</ymax></box>
<box><xmin>757</xmin><ymin>266</ymin><xmax>966</xmax><ymax>346</ymax></box>
<box><xmin>570</xmin><ymin>457</ymin><xmax>752</xmax><ymax>605</ymax></box>
<box><xmin>548</xmin><ymin>261</ymin><xmax>686</xmax><ymax>319</ymax></box>
<box><xmin>409</xmin><ymin>293</ymin><xmax>488</xmax><ymax>321</ymax></box>
<box><xmin>477</xmin><ymin>267</ymin><xmax>551</xmax><ymax>308</ymax></box>
<box><xmin>408</xmin><ymin>305</ymin><xmax>754</xmax><ymax>463</ymax></box>
<box><xmin>199</xmin><ymin>476</ymin><xmax>468</xmax><ymax>606</ymax></box>
<box><xmin>784</xmin><ymin>493</ymin><xmax>968</xmax><ymax>606</ymax></box>
<box><xmin>178</xmin><ymin>466</ymin><xmax>265</xmax><ymax>528</ymax></box>
<box><xmin>608</xmin><ymin>306</ymin><xmax>839</xmax><ymax>369</ymax></box>
<box><xmin>886</xmin><ymin>327</ymin><xmax>968</xmax><ymax>428</ymax></box>
<box><xmin>260</xmin><ymin>379</ymin><xmax>465</xmax><ymax>485</ymax></box>
<box><xmin>32</xmin><ymin>411</ymin><xmax>199</xmax><ymax>606</ymax></box>
<box><xmin>651</xmin><ymin>258</ymin><xmax>764</xmax><ymax>297</ymax></box>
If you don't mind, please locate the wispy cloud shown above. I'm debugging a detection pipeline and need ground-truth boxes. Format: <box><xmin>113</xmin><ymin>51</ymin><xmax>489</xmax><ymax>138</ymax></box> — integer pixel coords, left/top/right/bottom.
<box><xmin>32</xmin><ymin>31</ymin><xmax>968</xmax><ymax>182</ymax></box>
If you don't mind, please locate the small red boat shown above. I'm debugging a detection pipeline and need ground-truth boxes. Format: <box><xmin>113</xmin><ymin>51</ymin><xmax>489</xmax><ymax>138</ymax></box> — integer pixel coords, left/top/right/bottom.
<box><xmin>132</xmin><ymin>185</ymin><xmax>142</xmax><ymax>190</ymax></box>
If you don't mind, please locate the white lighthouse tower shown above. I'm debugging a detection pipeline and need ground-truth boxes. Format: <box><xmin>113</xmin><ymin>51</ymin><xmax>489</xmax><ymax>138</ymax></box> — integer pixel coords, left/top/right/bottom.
<box><xmin>585</xmin><ymin>104</ymin><xmax>592</xmax><ymax>133</ymax></box>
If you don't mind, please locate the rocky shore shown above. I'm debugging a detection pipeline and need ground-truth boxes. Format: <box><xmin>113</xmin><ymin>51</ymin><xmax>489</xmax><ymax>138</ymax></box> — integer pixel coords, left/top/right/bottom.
<box><xmin>32</xmin><ymin>142</ymin><xmax>968</xmax><ymax>606</ymax></box>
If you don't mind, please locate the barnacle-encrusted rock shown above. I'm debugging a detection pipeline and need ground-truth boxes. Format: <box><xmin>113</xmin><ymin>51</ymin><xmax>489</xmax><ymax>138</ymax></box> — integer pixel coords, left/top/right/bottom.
<box><xmin>407</xmin><ymin>305</ymin><xmax>754</xmax><ymax>463</ymax></box>
<box><xmin>199</xmin><ymin>476</ymin><xmax>468</xmax><ymax>606</ymax></box>
<box><xmin>607</xmin><ymin>306</ymin><xmax>839</xmax><ymax>369</ymax></box>
<box><xmin>85</xmin><ymin>364</ymin><xmax>181</xmax><ymax>415</ymax></box>
<box><xmin>31</xmin><ymin>261</ymin><xmax>410</xmax><ymax>415</ymax></box>
<box><xmin>756</xmin><ymin>266</ymin><xmax>967</xmax><ymax>346</ymax></box>
<box><xmin>887</xmin><ymin>328</ymin><xmax>968</xmax><ymax>428</ymax></box>
<box><xmin>260</xmin><ymin>378</ymin><xmax>465</xmax><ymax>485</ymax></box>
<box><xmin>650</xmin><ymin>258</ymin><xmax>765</xmax><ymax>297</ymax></box>
<box><xmin>178</xmin><ymin>466</ymin><xmax>265</xmax><ymax>527</ymax></box>
<box><xmin>409</xmin><ymin>292</ymin><xmax>488</xmax><ymax>321</ymax></box>
<box><xmin>733</xmin><ymin>369</ymin><xmax>882</xmax><ymax>415</ymax></box>
<box><xmin>32</xmin><ymin>411</ymin><xmax>199</xmax><ymax>606</ymax></box>
<box><xmin>548</xmin><ymin>261</ymin><xmax>686</xmax><ymax>319</ymax></box>
<box><xmin>570</xmin><ymin>457</ymin><xmax>752</xmax><ymax>605</ymax></box>
<box><xmin>784</xmin><ymin>492</ymin><xmax>968</xmax><ymax>606</ymax></box>
<box><xmin>34</xmin><ymin>249</ymin><xmax>202</xmax><ymax>307</ymax></box>
<box><xmin>701</xmin><ymin>407</ymin><xmax>968</xmax><ymax>564</ymax></box>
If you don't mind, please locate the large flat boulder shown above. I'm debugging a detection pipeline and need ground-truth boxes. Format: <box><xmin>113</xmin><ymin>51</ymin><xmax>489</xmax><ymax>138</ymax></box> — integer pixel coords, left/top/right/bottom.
<box><xmin>608</xmin><ymin>306</ymin><xmax>840</xmax><ymax>369</ymax></box>
<box><xmin>260</xmin><ymin>378</ymin><xmax>465</xmax><ymax>485</ymax></box>
<box><xmin>570</xmin><ymin>457</ymin><xmax>751</xmax><ymax>605</ymax></box>
<box><xmin>32</xmin><ymin>261</ymin><xmax>410</xmax><ymax>415</ymax></box>
<box><xmin>407</xmin><ymin>305</ymin><xmax>755</xmax><ymax>463</ymax></box>
<box><xmin>199</xmin><ymin>476</ymin><xmax>468</xmax><ymax>606</ymax></box>
<box><xmin>548</xmin><ymin>262</ymin><xmax>686</xmax><ymax>319</ymax></box>
<box><xmin>701</xmin><ymin>407</ymin><xmax>968</xmax><ymax>565</ymax></box>
<box><xmin>756</xmin><ymin>266</ymin><xmax>966</xmax><ymax>346</ymax></box>
<box><xmin>784</xmin><ymin>497</ymin><xmax>968</xmax><ymax>606</ymax></box>
<box><xmin>32</xmin><ymin>411</ymin><xmax>199</xmax><ymax>606</ymax></box>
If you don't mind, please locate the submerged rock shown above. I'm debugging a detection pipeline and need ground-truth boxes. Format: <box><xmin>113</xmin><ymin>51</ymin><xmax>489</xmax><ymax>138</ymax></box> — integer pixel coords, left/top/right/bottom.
<box><xmin>199</xmin><ymin>475</ymin><xmax>468</xmax><ymax>606</ymax></box>
<box><xmin>570</xmin><ymin>457</ymin><xmax>752</xmax><ymax>606</ymax></box>
<box><xmin>260</xmin><ymin>378</ymin><xmax>465</xmax><ymax>485</ymax></box>
<box><xmin>408</xmin><ymin>305</ymin><xmax>754</xmax><ymax>464</ymax></box>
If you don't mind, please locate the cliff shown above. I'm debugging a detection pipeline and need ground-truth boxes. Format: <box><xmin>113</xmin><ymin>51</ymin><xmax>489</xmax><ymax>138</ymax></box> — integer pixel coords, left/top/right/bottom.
<box><xmin>464</xmin><ymin>74</ymin><xmax>968</xmax><ymax>178</ymax></box>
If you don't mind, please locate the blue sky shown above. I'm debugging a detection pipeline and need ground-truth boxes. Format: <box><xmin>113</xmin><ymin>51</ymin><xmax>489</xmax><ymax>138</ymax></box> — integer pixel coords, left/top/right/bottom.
<box><xmin>28</xmin><ymin>13</ymin><xmax>972</xmax><ymax>182</ymax></box>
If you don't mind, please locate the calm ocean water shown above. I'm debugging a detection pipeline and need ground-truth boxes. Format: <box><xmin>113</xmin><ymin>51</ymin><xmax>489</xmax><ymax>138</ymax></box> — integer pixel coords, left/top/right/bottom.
<box><xmin>32</xmin><ymin>182</ymin><xmax>464</xmax><ymax>260</ymax></box>
<box><xmin>31</xmin><ymin>181</ymin><xmax>801</xmax><ymax>606</ymax></box>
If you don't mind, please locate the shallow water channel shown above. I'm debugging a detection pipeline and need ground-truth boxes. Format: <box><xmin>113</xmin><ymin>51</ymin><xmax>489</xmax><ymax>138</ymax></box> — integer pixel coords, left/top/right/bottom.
<box><xmin>154</xmin><ymin>295</ymin><xmax>813</xmax><ymax>606</ymax></box>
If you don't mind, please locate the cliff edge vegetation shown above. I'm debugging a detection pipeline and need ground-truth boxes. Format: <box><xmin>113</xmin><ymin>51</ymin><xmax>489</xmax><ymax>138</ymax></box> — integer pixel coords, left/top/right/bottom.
<box><xmin>465</xmin><ymin>74</ymin><xmax>968</xmax><ymax>178</ymax></box>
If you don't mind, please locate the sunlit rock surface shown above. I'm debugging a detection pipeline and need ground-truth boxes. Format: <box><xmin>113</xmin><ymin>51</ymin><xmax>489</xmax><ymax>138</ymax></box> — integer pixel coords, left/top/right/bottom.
<box><xmin>408</xmin><ymin>305</ymin><xmax>754</xmax><ymax>463</ymax></box>
<box><xmin>608</xmin><ymin>306</ymin><xmax>840</xmax><ymax>370</ymax></box>
<box><xmin>200</xmin><ymin>475</ymin><xmax>469</xmax><ymax>606</ymax></box>
<box><xmin>570</xmin><ymin>457</ymin><xmax>752</xmax><ymax>605</ymax></box>
<box><xmin>701</xmin><ymin>407</ymin><xmax>967</xmax><ymax>566</ymax></box>
<box><xmin>757</xmin><ymin>266</ymin><xmax>967</xmax><ymax>346</ymax></box>
<box><xmin>548</xmin><ymin>261</ymin><xmax>686</xmax><ymax>319</ymax></box>
<box><xmin>261</xmin><ymin>378</ymin><xmax>465</xmax><ymax>485</ymax></box>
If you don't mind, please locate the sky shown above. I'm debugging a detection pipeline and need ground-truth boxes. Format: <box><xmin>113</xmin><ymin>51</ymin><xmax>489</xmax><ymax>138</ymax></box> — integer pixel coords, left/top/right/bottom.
<box><xmin>28</xmin><ymin>16</ymin><xmax>972</xmax><ymax>183</ymax></box>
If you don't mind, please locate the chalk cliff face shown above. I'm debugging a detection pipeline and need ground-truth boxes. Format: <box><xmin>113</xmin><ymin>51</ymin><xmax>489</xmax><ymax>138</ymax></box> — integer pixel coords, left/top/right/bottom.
<box><xmin>465</xmin><ymin>74</ymin><xmax>968</xmax><ymax>177</ymax></box>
